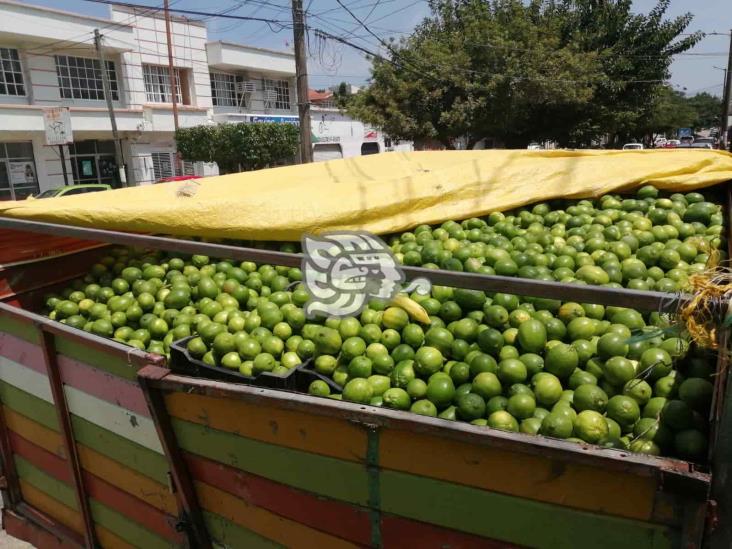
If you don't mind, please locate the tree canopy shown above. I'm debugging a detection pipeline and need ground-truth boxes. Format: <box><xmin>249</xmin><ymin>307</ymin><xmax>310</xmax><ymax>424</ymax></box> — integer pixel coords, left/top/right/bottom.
<box><xmin>176</xmin><ymin>122</ymin><xmax>299</xmax><ymax>173</ymax></box>
<box><xmin>347</xmin><ymin>0</ymin><xmax>702</xmax><ymax>147</ymax></box>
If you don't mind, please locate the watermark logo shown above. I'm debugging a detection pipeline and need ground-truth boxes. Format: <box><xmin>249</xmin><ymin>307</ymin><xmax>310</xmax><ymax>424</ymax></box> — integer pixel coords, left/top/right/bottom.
<box><xmin>301</xmin><ymin>231</ymin><xmax>431</xmax><ymax>318</ymax></box>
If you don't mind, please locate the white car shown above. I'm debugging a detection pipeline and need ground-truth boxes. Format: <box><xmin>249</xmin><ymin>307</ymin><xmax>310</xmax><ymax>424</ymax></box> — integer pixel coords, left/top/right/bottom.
<box><xmin>527</xmin><ymin>143</ymin><xmax>541</xmax><ymax>150</ymax></box>
<box><xmin>622</xmin><ymin>143</ymin><xmax>644</xmax><ymax>150</ymax></box>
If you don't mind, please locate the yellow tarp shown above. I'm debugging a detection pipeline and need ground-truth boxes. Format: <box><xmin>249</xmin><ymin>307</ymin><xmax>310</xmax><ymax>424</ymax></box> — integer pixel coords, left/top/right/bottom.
<box><xmin>2</xmin><ymin>149</ymin><xmax>732</xmax><ymax>241</ymax></box>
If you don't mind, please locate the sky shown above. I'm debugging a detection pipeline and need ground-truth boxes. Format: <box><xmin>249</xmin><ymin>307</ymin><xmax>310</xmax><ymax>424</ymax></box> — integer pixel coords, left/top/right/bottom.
<box><xmin>25</xmin><ymin>0</ymin><xmax>732</xmax><ymax>95</ymax></box>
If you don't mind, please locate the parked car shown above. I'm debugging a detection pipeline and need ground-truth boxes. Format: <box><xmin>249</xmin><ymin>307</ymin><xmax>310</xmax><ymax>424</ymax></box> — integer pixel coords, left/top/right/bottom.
<box><xmin>622</xmin><ymin>143</ymin><xmax>644</xmax><ymax>150</ymax></box>
<box><xmin>527</xmin><ymin>143</ymin><xmax>541</xmax><ymax>150</ymax></box>
<box><xmin>663</xmin><ymin>140</ymin><xmax>681</xmax><ymax>148</ymax></box>
<box><xmin>33</xmin><ymin>184</ymin><xmax>111</xmax><ymax>199</ymax></box>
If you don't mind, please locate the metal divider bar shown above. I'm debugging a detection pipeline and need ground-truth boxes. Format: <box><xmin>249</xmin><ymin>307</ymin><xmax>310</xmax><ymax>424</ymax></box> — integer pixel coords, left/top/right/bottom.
<box><xmin>37</xmin><ymin>328</ymin><xmax>97</xmax><ymax>548</ymax></box>
<box><xmin>0</xmin><ymin>217</ymin><xmax>693</xmax><ymax>312</ymax></box>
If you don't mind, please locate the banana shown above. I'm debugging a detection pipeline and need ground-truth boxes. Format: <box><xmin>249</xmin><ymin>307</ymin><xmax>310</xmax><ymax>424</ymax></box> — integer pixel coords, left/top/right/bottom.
<box><xmin>391</xmin><ymin>294</ymin><xmax>431</xmax><ymax>325</ymax></box>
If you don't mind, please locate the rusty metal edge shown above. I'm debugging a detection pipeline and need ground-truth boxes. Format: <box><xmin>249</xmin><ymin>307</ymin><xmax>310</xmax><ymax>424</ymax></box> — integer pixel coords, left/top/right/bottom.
<box><xmin>14</xmin><ymin>502</ymin><xmax>85</xmax><ymax>547</ymax></box>
<box><xmin>138</xmin><ymin>366</ymin><xmax>710</xmax><ymax>500</ymax></box>
<box><xmin>0</xmin><ymin>217</ymin><xmax>693</xmax><ymax>313</ymax></box>
<box><xmin>0</xmin><ymin>302</ymin><xmax>165</xmax><ymax>368</ymax></box>
<box><xmin>137</xmin><ymin>366</ymin><xmax>211</xmax><ymax>549</ymax></box>
<box><xmin>38</xmin><ymin>330</ymin><xmax>97</xmax><ymax>548</ymax></box>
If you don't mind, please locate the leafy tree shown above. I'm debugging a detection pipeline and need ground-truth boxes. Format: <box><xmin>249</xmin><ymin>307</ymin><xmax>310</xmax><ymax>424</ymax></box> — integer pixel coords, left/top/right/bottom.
<box><xmin>635</xmin><ymin>85</ymin><xmax>696</xmax><ymax>140</ymax></box>
<box><xmin>686</xmin><ymin>92</ymin><xmax>722</xmax><ymax>129</ymax></box>
<box><xmin>348</xmin><ymin>0</ymin><xmax>701</xmax><ymax>147</ymax></box>
<box><xmin>176</xmin><ymin>123</ymin><xmax>299</xmax><ymax>173</ymax></box>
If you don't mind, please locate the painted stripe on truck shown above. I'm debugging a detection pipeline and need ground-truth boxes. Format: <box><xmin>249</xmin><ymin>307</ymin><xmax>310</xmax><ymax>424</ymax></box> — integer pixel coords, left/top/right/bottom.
<box><xmin>379</xmin><ymin>427</ymin><xmax>656</xmax><ymax>522</ymax></box>
<box><xmin>0</xmin><ymin>381</ymin><xmax>168</xmax><ymax>484</ymax></box>
<box><xmin>0</xmin><ymin>354</ymin><xmax>162</xmax><ymax>453</ymax></box>
<box><xmin>19</xmin><ymin>480</ymin><xmax>133</xmax><ymax>549</ymax></box>
<box><xmin>11</xmin><ymin>432</ymin><xmax>181</xmax><ymax>543</ymax></box>
<box><xmin>0</xmin><ymin>331</ymin><xmax>149</xmax><ymax>417</ymax></box>
<box><xmin>165</xmin><ymin>391</ymin><xmax>367</xmax><ymax>462</ymax></box>
<box><xmin>15</xmin><ymin>456</ymin><xmax>174</xmax><ymax>549</ymax></box>
<box><xmin>194</xmin><ymin>480</ymin><xmax>359</xmax><ymax>549</ymax></box>
<box><xmin>171</xmin><ymin>417</ymin><xmax>370</xmax><ymax>507</ymax></box>
<box><xmin>4</xmin><ymin>406</ymin><xmax>175</xmax><ymax>514</ymax></box>
<box><xmin>379</xmin><ymin>468</ymin><xmax>674</xmax><ymax>549</ymax></box>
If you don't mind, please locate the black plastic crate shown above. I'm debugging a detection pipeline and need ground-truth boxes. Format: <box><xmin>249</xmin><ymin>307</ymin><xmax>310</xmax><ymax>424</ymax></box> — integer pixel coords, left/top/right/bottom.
<box><xmin>170</xmin><ymin>336</ymin><xmax>341</xmax><ymax>393</ymax></box>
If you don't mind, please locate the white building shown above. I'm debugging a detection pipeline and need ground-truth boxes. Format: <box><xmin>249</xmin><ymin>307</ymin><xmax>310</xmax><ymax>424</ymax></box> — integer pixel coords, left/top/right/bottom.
<box><xmin>309</xmin><ymin>88</ymin><xmax>413</xmax><ymax>161</ymax></box>
<box><xmin>0</xmin><ymin>0</ymin><xmax>298</xmax><ymax>198</ymax></box>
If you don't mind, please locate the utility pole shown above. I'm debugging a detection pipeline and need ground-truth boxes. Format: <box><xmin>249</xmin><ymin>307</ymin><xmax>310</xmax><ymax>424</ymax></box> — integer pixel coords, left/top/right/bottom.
<box><xmin>94</xmin><ymin>29</ymin><xmax>127</xmax><ymax>186</ymax></box>
<box><xmin>164</xmin><ymin>0</ymin><xmax>179</xmax><ymax>133</ymax></box>
<box><xmin>721</xmin><ymin>30</ymin><xmax>732</xmax><ymax>151</ymax></box>
<box><xmin>164</xmin><ymin>0</ymin><xmax>182</xmax><ymax>175</ymax></box>
<box><xmin>292</xmin><ymin>0</ymin><xmax>313</xmax><ymax>163</ymax></box>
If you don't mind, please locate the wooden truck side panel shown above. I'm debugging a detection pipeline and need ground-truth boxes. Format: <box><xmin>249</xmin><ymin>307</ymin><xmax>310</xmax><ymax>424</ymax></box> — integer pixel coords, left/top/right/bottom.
<box><xmin>139</xmin><ymin>367</ymin><xmax>711</xmax><ymax>549</ymax></box>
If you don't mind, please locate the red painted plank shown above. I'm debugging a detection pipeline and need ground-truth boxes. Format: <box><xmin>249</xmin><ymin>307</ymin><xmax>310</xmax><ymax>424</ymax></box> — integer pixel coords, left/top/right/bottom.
<box><xmin>381</xmin><ymin>513</ymin><xmax>522</xmax><ymax>549</ymax></box>
<box><xmin>2</xmin><ymin>508</ymin><xmax>76</xmax><ymax>548</ymax></box>
<box><xmin>0</xmin><ymin>331</ymin><xmax>149</xmax><ymax>417</ymax></box>
<box><xmin>10</xmin><ymin>431</ymin><xmax>181</xmax><ymax>544</ymax></box>
<box><xmin>184</xmin><ymin>452</ymin><xmax>372</xmax><ymax>546</ymax></box>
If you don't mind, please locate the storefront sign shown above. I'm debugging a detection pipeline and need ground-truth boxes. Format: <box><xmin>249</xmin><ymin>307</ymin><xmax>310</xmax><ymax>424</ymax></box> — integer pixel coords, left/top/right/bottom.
<box><xmin>43</xmin><ymin>107</ymin><xmax>73</xmax><ymax>146</ymax></box>
<box><xmin>248</xmin><ymin>115</ymin><xmax>299</xmax><ymax>125</ymax></box>
<box><xmin>8</xmin><ymin>162</ymin><xmax>35</xmax><ymax>185</ymax></box>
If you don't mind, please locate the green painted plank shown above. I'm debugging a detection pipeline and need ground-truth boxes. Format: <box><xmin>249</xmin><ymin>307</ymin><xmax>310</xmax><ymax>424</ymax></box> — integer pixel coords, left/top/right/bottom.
<box><xmin>203</xmin><ymin>511</ymin><xmax>282</xmax><ymax>549</ymax></box>
<box><xmin>15</xmin><ymin>455</ymin><xmax>77</xmax><ymax>510</ymax></box>
<box><xmin>0</xmin><ymin>380</ymin><xmax>168</xmax><ymax>485</ymax></box>
<box><xmin>15</xmin><ymin>456</ymin><xmax>172</xmax><ymax>549</ymax></box>
<box><xmin>172</xmin><ymin>418</ymin><xmax>370</xmax><ymax>507</ymax></box>
<box><xmin>54</xmin><ymin>335</ymin><xmax>139</xmax><ymax>381</ymax></box>
<box><xmin>0</xmin><ymin>379</ymin><xmax>59</xmax><ymax>430</ymax></box>
<box><xmin>0</xmin><ymin>315</ymin><xmax>40</xmax><ymax>344</ymax></box>
<box><xmin>380</xmin><ymin>469</ymin><xmax>675</xmax><ymax>549</ymax></box>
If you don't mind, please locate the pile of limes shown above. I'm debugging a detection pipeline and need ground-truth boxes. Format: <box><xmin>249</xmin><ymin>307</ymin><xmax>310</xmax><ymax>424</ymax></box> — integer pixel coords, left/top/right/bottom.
<box><xmin>42</xmin><ymin>184</ymin><xmax>723</xmax><ymax>463</ymax></box>
<box><xmin>390</xmin><ymin>185</ymin><xmax>725</xmax><ymax>293</ymax></box>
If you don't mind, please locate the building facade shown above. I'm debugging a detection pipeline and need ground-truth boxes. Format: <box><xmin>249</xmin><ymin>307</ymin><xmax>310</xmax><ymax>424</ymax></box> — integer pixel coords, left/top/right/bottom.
<box><xmin>309</xmin><ymin>87</ymin><xmax>413</xmax><ymax>161</ymax></box>
<box><xmin>0</xmin><ymin>0</ymin><xmax>298</xmax><ymax>197</ymax></box>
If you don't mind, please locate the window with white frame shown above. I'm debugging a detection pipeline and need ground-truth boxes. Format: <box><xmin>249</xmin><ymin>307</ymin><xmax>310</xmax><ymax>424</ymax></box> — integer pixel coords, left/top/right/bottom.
<box><xmin>55</xmin><ymin>55</ymin><xmax>118</xmax><ymax>101</ymax></box>
<box><xmin>0</xmin><ymin>49</ymin><xmax>25</xmax><ymax>96</ymax></box>
<box><xmin>210</xmin><ymin>72</ymin><xmax>242</xmax><ymax>107</ymax></box>
<box><xmin>143</xmin><ymin>64</ymin><xmax>182</xmax><ymax>103</ymax></box>
<box><xmin>151</xmin><ymin>152</ymin><xmax>194</xmax><ymax>180</ymax></box>
<box><xmin>264</xmin><ymin>79</ymin><xmax>291</xmax><ymax>110</ymax></box>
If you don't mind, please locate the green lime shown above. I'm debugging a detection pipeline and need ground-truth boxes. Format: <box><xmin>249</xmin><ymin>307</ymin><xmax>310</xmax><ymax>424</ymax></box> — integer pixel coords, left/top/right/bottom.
<box><xmin>487</xmin><ymin>411</ymin><xmax>519</xmax><ymax>432</ymax></box>
<box><xmin>410</xmin><ymin>399</ymin><xmax>438</xmax><ymax>417</ymax></box>
<box><xmin>639</xmin><ymin>347</ymin><xmax>673</xmax><ymax>380</ymax></box>
<box><xmin>367</xmin><ymin>375</ymin><xmax>391</xmax><ymax>396</ymax></box>
<box><xmin>623</xmin><ymin>379</ymin><xmax>652</xmax><ymax>405</ymax></box>
<box><xmin>407</xmin><ymin>378</ymin><xmax>428</xmax><ymax>399</ymax></box>
<box><xmin>674</xmin><ymin>429</ymin><xmax>707</xmax><ymax>462</ymax></box>
<box><xmin>507</xmin><ymin>393</ymin><xmax>536</xmax><ymax>420</ymax></box>
<box><xmin>382</xmin><ymin>387</ymin><xmax>411</xmax><ymax>410</ymax></box>
<box><xmin>469</xmin><ymin>353</ymin><xmax>498</xmax><ymax>377</ymax></box>
<box><xmin>343</xmin><ymin>378</ymin><xmax>374</xmax><ymax>404</ymax></box>
<box><xmin>414</xmin><ymin>346</ymin><xmax>444</xmax><ymax>377</ymax></box>
<box><xmin>532</xmin><ymin>373</ymin><xmax>563</xmax><ymax>407</ymax></box>
<box><xmin>633</xmin><ymin>418</ymin><xmax>673</xmax><ymax>449</ymax></box>
<box><xmin>426</xmin><ymin>375</ymin><xmax>455</xmax><ymax>409</ymax></box>
<box><xmin>606</xmin><ymin>395</ymin><xmax>641</xmax><ymax>430</ymax></box>
<box><xmin>498</xmin><ymin>359</ymin><xmax>527</xmax><ymax>384</ymax></box>
<box><xmin>540</xmin><ymin>412</ymin><xmax>573</xmax><ymax>439</ymax></box>
<box><xmin>252</xmin><ymin>353</ymin><xmax>276</xmax><ymax>374</ymax></box>
<box><xmin>602</xmin><ymin>356</ymin><xmax>636</xmax><ymax>387</ymax></box>
<box><xmin>382</xmin><ymin>307</ymin><xmax>409</xmax><ymax>330</ymax></box>
<box><xmin>660</xmin><ymin>399</ymin><xmax>693</xmax><ymax>430</ymax></box>
<box><xmin>573</xmin><ymin>384</ymin><xmax>608</xmax><ymax>413</ymax></box>
<box><xmin>456</xmin><ymin>393</ymin><xmax>486</xmax><ymax>421</ymax></box>
<box><xmin>678</xmin><ymin>378</ymin><xmax>713</xmax><ymax>412</ymax></box>
<box><xmin>391</xmin><ymin>360</ymin><xmax>416</xmax><ymax>389</ymax></box>
<box><xmin>472</xmin><ymin>372</ymin><xmax>502</xmax><ymax>400</ymax></box>
<box><xmin>220</xmin><ymin>352</ymin><xmax>242</xmax><ymax>370</ymax></box>
<box><xmin>448</xmin><ymin>361</ymin><xmax>471</xmax><ymax>385</ymax></box>
<box><xmin>545</xmin><ymin>343</ymin><xmax>579</xmax><ymax>379</ymax></box>
<box><xmin>573</xmin><ymin>410</ymin><xmax>609</xmax><ymax>444</ymax></box>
